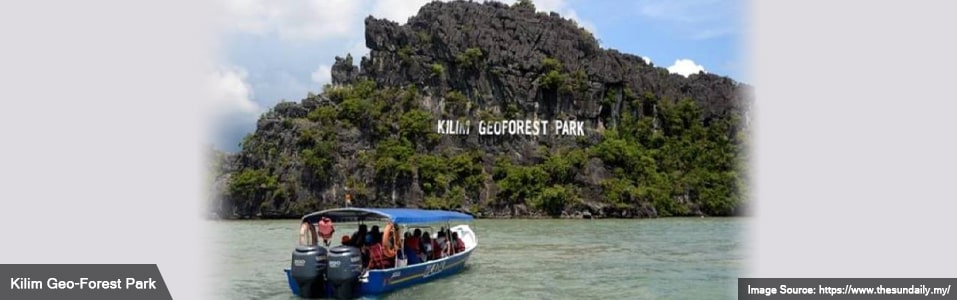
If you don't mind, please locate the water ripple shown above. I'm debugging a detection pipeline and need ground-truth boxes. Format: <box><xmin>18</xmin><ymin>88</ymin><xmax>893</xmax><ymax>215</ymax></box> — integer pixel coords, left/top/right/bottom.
<box><xmin>212</xmin><ymin>218</ymin><xmax>744</xmax><ymax>299</ymax></box>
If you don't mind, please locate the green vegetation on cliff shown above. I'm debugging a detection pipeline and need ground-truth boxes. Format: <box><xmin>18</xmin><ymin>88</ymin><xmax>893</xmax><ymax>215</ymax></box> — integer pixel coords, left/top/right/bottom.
<box><xmin>219</xmin><ymin>79</ymin><xmax>747</xmax><ymax>218</ymax></box>
<box><xmin>210</xmin><ymin>0</ymin><xmax>751</xmax><ymax>219</ymax></box>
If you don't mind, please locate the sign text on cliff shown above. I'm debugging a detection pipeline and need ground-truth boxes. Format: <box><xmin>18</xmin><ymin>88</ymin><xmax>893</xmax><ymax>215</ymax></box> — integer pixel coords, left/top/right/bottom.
<box><xmin>436</xmin><ymin>119</ymin><xmax>586</xmax><ymax>136</ymax></box>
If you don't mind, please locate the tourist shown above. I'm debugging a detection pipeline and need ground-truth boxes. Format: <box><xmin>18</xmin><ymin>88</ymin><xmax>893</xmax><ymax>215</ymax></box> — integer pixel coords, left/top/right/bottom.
<box><xmin>403</xmin><ymin>232</ymin><xmax>421</xmax><ymax>265</ymax></box>
<box><xmin>360</xmin><ymin>233</ymin><xmax>373</xmax><ymax>267</ymax></box>
<box><xmin>370</xmin><ymin>225</ymin><xmax>381</xmax><ymax>244</ymax></box>
<box><xmin>341</xmin><ymin>235</ymin><xmax>351</xmax><ymax>247</ymax></box>
<box><xmin>317</xmin><ymin>217</ymin><xmax>335</xmax><ymax>246</ymax></box>
<box><xmin>451</xmin><ymin>232</ymin><xmax>465</xmax><ymax>253</ymax></box>
<box><xmin>406</xmin><ymin>229</ymin><xmax>421</xmax><ymax>258</ymax></box>
<box><xmin>420</xmin><ymin>232</ymin><xmax>433</xmax><ymax>261</ymax></box>
<box><xmin>351</xmin><ymin>224</ymin><xmax>368</xmax><ymax>248</ymax></box>
<box><xmin>366</xmin><ymin>233</ymin><xmax>393</xmax><ymax>270</ymax></box>
<box><xmin>434</xmin><ymin>231</ymin><xmax>449</xmax><ymax>259</ymax></box>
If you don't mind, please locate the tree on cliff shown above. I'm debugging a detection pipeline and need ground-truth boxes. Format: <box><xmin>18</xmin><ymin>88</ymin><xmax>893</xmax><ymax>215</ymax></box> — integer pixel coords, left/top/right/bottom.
<box><xmin>214</xmin><ymin>0</ymin><xmax>751</xmax><ymax>219</ymax></box>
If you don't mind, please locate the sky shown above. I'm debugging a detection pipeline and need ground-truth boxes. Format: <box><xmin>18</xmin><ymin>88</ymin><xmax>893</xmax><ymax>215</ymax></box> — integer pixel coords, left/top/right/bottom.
<box><xmin>209</xmin><ymin>0</ymin><xmax>745</xmax><ymax>151</ymax></box>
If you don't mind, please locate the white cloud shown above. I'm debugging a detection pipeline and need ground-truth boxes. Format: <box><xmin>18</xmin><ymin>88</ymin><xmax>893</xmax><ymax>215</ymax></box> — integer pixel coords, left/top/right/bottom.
<box><xmin>639</xmin><ymin>0</ymin><xmax>700</xmax><ymax>23</ymax></box>
<box><xmin>218</xmin><ymin>0</ymin><xmax>362</xmax><ymax>41</ymax></box>
<box><xmin>348</xmin><ymin>40</ymin><xmax>370</xmax><ymax>61</ymax></box>
<box><xmin>556</xmin><ymin>8</ymin><xmax>598</xmax><ymax>36</ymax></box>
<box><xmin>691</xmin><ymin>27</ymin><xmax>733</xmax><ymax>40</ymax></box>
<box><xmin>641</xmin><ymin>56</ymin><xmax>652</xmax><ymax>65</ymax></box>
<box><xmin>219</xmin><ymin>0</ymin><xmax>268</xmax><ymax>34</ymax></box>
<box><xmin>369</xmin><ymin>0</ymin><xmax>597</xmax><ymax>36</ymax></box>
<box><xmin>207</xmin><ymin>65</ymin><xmax>264</xmax><ymax>150</ymax></box>
<box><xmin>311</xmin><ymin>64</ymin><xmax>332</xmax><ymax>86</ymax></box>
<box><xmin>370</xmin><ymin>0</ymin><xmax>434</xmax><ymax>24</ymax></box>
<box><xmin>499</xmin><ymin>0</ymin><xmax>597</xmax><ymax>35</ymax></box>
<box><xmin>667</xmin><ymin>59</ymin><xmax>706</xmax><ymax>77</ymax></box>
<box><xmin>208</xmin><ymin>66</ymin><xmax>259</xmax><ymax>114</ymax></box>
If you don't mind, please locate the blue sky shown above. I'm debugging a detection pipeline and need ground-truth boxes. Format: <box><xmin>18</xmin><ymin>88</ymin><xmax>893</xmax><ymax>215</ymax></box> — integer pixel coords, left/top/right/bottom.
<box><xmin>209</xmin><ymin>0</ymin><xmax>745</xmax><ymax>151</ymax></box>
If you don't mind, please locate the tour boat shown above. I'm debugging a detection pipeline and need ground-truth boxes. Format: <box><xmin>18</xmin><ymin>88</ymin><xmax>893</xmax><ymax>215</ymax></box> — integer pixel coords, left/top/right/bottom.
<box><xmin>284</xmin><ymin>208</ymin><xmax>477</xmax><ymax>298</ymax></box>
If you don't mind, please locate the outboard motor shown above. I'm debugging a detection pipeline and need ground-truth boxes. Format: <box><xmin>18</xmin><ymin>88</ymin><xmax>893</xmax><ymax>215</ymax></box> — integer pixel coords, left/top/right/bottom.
<box><xmin>290</xmin><ymin>245</ymin><xmax>328</xmax><ymax>298</ymax></box>
<box><xmin>327</xmin><ymin>245</ymin><xmax>362</xmax><ymax>299</ymax></box>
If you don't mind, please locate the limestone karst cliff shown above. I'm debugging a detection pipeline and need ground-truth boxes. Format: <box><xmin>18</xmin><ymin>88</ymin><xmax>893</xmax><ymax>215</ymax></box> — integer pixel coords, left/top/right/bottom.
<box><xmin>211</xmin><ymin>1</ymin><xmax>752</xmax><ymax>219</ymax></box>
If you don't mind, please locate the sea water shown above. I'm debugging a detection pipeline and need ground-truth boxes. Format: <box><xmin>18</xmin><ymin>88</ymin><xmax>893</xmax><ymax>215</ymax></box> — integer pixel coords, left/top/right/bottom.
<box><xmin>211</xmin><ymin>218</ymin><xmax>744</xmax><ymax>299</ymax></box>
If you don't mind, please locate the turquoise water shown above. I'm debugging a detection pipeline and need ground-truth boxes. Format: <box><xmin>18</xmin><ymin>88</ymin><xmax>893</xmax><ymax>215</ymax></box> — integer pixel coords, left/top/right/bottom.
<box><xmin>212</xmin><ymin>218</ymin><xmax>744</xmax><ymax>299</ymax></box>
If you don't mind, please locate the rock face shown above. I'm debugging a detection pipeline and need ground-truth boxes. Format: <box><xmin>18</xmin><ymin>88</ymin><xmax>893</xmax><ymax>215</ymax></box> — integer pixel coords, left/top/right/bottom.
<box><xmin>358</xmin><ymin>1</ymin><xmax>743</xmax><ymax>123</ymax></box>
<box><xmin>331</xmin><ymin>54</ymin><xmax>359</xmax><ymax>86</ymax></box>
<box><xmin>211</xmin><ymin>1</ymin><xmax>752</xmax><ymax>219</ymax></box>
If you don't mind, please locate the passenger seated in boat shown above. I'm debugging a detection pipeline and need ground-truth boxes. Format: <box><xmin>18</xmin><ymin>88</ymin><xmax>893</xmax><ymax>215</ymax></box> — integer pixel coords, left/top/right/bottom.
<box><xmin>354</xmin><ymin>225</ymin><xmax>370</xmax><ymax>266</ymax></box>
<box><xmin>444</xmin><ymin>229</ymin><xmax>453</xmax><ymax>254</ymax></box>
<box><xmin>401</xmin><ymin>232</ymin><xmax>412</xmax><ymax>260</ymax></box>
<box><xmin>405</xmin><ymin>230</ymin><xmax>420</xmax><ymax>258</ymax></box>
<box><xmin>370</xmin><ymin>225</ymin><xmax>381</xmax><ymax>244</ymax></box>
<box><xmin>351</xmin><ymin>224</ymin><xmax>368</xmax><ymax>248</ymax></box>
<box><xmin>451</xmin><ymin>232</ymin><xmax>465</xmax><ymax>254</ymax></box>
<box><xmin>403</xmin><ymin>234</ymin><xmax>422</xmax><ymax>265</ymax></box>
<box><xmin>420</xmin><ymin>232</ymin><xmax>433</xmax><ymax>261</ymax></box>
<box><xmin>410</xmin><ymin>229</ymin><xmax>422</xmax><ymax>246</ymax></box>
<box><xmin>446</xmin><ymin>228</ymin><xmax>454</xmax><ymax>251</ymax></box>
<box><xmin>365</xmin><ymin>233</ymin><xmax>394</xmax><ymax>270</ymax></box>
<box><xmin>406</xmin><ymin>229</ymin><xmax>420</xmax><ymax>258</ymax></box>
<box><xmin>431</xmin><ymin>231</ymin><xmax>448</xmax><ymax>260</ymax></box>
<box><xmin>341</xmin><ymin>235</ymin><xmax>351</xmax><ymax>247</ymax></box>
<box><xmin>360</xmin><ymin>234</ymin><xmax>371</xmax><ymax>267</ymax></box>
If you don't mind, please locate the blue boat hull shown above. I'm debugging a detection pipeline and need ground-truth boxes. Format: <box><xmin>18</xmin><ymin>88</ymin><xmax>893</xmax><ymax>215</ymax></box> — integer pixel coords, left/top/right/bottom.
<box><xmin>285</xmin><ymin>247</ymin><xmax>474</xmax><ymax>297</ymax></box>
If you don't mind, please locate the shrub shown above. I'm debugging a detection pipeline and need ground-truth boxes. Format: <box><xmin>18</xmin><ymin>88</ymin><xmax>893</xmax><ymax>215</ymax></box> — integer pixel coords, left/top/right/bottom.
<box><xmin>449</xmin><ymin>152</ymin><xmax>484</xmax><ymax>191</ymax></box>
<box><xmin>600</xmin><ymin>178</ymin><xmax>634</xmax><ymax>208</ymax></box>
<box><xmin>306</xmin><ymin>105</ymin><xmax>337</xmax><ymax>124</ymax></box>
<box><xmin>444</xmin><ymin>90</ymin><xmax>469</xmax><ymax>115</ymax></box>
<box><xmin>541</xmin><ymin>57</ymin><xmax>562</xmax><ymax>72</ymax></box>
<box><xmin>445</xmin><ymin>90</ymin><xmax>467</xmax><ymax>104</ymax></box>
<box><xmin>227</xmin><ymin>169</ymin><xmax>278</xmax><ymax>211</ymax></box>
<box><xmin>513</xmin><ymin>0</ymin><xmax>535</xmax><ymax>11</ymax></box>
<box><xmin>399</xmin><ymin>109</ymin><xmax>435</xmax><ymax>144</ymax></box>
<box><xmin>536</xmin><ymin>185</ymin><xmax>575</xmax><ymax>216</ymax></box>
<box><xmin>372</xmin><ymin>138</ymin><xmax>415</xmax><ymax>181</ymax></box>
<box><xmin>495</xmin><ymin>164</ymin><xmax>547</xmax><ymax>205</ymax></box>
<box><xmin>416</xmin><ymin>154</ymin><xmax>448</xmax><ymax>195</ymax></box>
<box><xmin>430</xmin><ymin>63</ymin><xmax>445</xmax><ymax>77</ymax></box>
<box><xmin>338</xmin><ymin>97</ymin><xmax>371</xmax><ymax>125</ymax></box>
<box><xmin>569</xmin><ymin>69</ymin><xmax>588</xmax><ymax>93</ymax></box>
<box><xmin>398</xmin><ymin>46</ymin><xmax>413</xmax><ymax>65</ymax></box>
<box><xmin>542</xmin><ymin>152</ymin><xmax>573</xmax><ymax>184</ymax></box>
<box><xmin>301</xmin><ymin>140</ymin><xmax>336</xmax><ymax>183</ymax></box>
<box><xmin>504</xmin><ymin>102</ymin><xmax>521</xmax><ymax>119</ymax></box>
<box><xmin>416</xmin><ymin>31</ymin><xmax>432</xmax><ymax>44</ymax></box>
<box><xmin>455</xmin><ymin>48</ymin><xmax>484</xmax><ymax>68</ymax></box>
<box><xmin>539</xmin><ymin>70</ymin><xmax>566</xmax><ymax>90</ymax></box>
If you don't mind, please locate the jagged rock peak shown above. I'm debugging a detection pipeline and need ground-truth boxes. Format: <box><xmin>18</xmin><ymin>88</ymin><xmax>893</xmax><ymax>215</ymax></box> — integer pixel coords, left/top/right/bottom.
<box><xmin>331</xmin><ymin>54</ymin><xmax>359</xmax><ymax>85</ymax></box>
<box><xmin>347</xmin><ymin>0</ymin><xmax>746</xmax><ymax>119</ymax></box>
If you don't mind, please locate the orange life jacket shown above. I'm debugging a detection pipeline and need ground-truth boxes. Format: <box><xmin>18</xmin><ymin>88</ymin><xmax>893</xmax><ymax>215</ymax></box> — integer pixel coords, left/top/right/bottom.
<box><xmin>367</xmin><ymin>243</ymin><xmax>392</xmax><ymax>269</ymax></box>
<box><xmin>382</xmin><ymin>222</ymin><xmax>399</xmax><ymax>258</ymax></box>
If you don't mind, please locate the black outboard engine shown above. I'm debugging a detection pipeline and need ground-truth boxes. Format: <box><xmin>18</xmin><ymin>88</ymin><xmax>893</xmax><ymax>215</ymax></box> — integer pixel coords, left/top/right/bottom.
<box><xmin>290</xmin><ymin>245</ymin><xmax>328</xmax><ymax>298</ymax></box>
<box><xmin>327</xmin><ymin>245</ymin><xmax>362</xmax><ymax>299</ymax></box>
